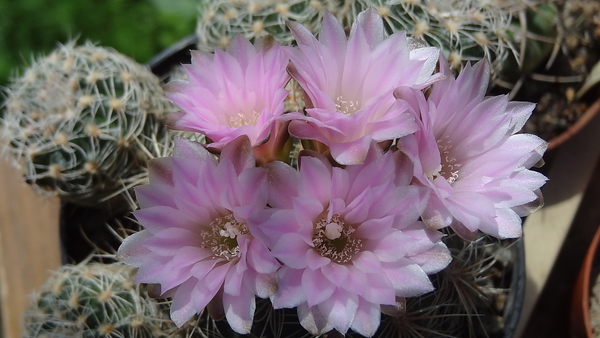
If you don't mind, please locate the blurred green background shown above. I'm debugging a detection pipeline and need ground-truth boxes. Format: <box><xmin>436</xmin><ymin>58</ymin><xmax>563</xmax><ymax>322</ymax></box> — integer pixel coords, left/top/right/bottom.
<box><xmin>0</xmin><ymin>0</ymin><xmax>199</xmax><ymax>85</ymax></box>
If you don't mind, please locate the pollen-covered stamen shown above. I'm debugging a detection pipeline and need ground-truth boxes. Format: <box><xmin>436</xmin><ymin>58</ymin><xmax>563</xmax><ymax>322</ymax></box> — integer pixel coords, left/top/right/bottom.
<box><xmin>227</xmin><ymin>110</ymin><xmax>261</xmax><ymax>128</ymax></box>
<box><xmin>334</xmin><ymin>95</ymin><xmax>361</xmax><ymax>115</ymax></box>
<box><xmin>313</xmin><ymin>214</ymin><xmax>362</xmax><ymax>264</ymax></box>
<box><xmin>435</xmin><ymin>136</ymin><xmax>461</xmax><ymax>184</ymax></box>
<box><xmin>201</xmin><ymin>214</ymin><xmax>248</xmax><ymax>261</ymax></box>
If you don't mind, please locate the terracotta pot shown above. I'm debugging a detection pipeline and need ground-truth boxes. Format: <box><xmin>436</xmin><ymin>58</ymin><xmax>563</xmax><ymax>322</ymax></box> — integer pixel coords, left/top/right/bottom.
<box><xmin>571</xmin><ymin>225</ymin><xmax>600</xmax><ymax>337</ymax></box>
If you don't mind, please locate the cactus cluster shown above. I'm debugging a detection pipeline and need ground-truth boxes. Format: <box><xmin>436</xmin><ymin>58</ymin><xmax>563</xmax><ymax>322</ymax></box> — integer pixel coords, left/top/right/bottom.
<box><xmin>22</xmin><ymin>261</ymin><xmax>187</xmax><ymax>338</ymax></box>
<box><xmin>0</xmin><ymin>40</ymin><xmax>175</xmax><ymax>210</ymax></box>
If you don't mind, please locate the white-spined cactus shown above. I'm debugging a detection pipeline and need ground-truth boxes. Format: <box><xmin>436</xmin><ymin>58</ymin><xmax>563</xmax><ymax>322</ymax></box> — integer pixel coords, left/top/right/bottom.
<box><xmin>194</xmin><ymin>0</ymin><xmax>563</xmax><ymax>85</ymax></box>
<box><xmin>0</xmin><ymin>41</ymin><xmax>175</xmax><ymax>210</ymax></box>
<box><xmin>195</xmin><ymin>0</ymin><xmax>338</xmax><ymax>51</ymax></box>
<box><xmin>21</xmin><ymin>261</ymin><xmax>189</xmax><ymax>338</ymax></box>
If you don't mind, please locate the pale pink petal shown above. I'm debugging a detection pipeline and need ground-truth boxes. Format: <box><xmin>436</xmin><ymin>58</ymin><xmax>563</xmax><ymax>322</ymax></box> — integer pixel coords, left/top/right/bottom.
<box><xmin>117</xmin><ymin>136</ymin><xmax>275</xmax><ymax>333</ymax></box>
<box><xmin>116</xmin><ymin>230</ymin><xmax>153</xmax><ymax>267</ymax></box>
<box><xmin>170</xmin><ymin>280</ymin><xmax>200</xmax><ymax>327</ymax></box>
<box><xmin>271</xmin><ymin>233</ymin><xmax>311</xmax><ymax>269</ymax></box>
<box><xmin>321</xmin><ymin>263</ymin><xmax>349</xmax><ymax>286</ymax></box>
<box><xmin>223</xmin><ymin>288</ymin><xmax>256</xmax><ymax>334</ymax></box>
<box><xmin>351</xmin><ymin>297</ymin><xmax>381</xmax><ymax>337</ymax></box>
<box><xmin>382</xmin><ymin>261</ymin><xmax>435</xmax><ymax>297</ymax></box>
<box><xmin>303</xmin><ymin>268</ymin><xmax>336</xmax><ymax>307</ymax></box>
<box><xmin>406</xmin><ymin>56</ymin><xmax>547</xmax><ymax>238</ymax></box>
<box><xmin>166</xmin><ymin>35</ymin><xmax>289</xmax><ymax>149</ymax></box>
<box><xmin>297</xmin><ymin>303</ymin><xmax>334</xmax><ymax>335</ymax></box>
<box><xmin>287</xmin><ymin>7</ymin><xmax>439</xmax><ymax>165</ymax></box>
<box><xmin>317</xmin><ymin>288</ymin><xmax>359</xmax><ymax>335</ymax></box>
<box><xmin>273</xmin><ymin>267</ymin><xmax>306</xmax><ymax>309</ymax></box>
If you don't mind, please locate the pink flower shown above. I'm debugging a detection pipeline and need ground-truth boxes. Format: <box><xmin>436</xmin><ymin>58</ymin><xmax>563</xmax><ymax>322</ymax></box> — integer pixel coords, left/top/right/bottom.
<box><xmin>165</xmin><ymin>35</ymin><xmax>290</xmax><ymax>150</ymax></box>
<box><xmin>284</xmin><ymin>8</ymin><xmax>442</xmax><ymax>165</ymax></box>
<box><xmin>116</xmin><ymin>136</ymin><xmax>280</xmax><ymax>333</ymax></box>
<box><xmin>397</xmin><ymin>59</ymin><xmax>547</xmax><ymax>240</ymax></box>
<box><xmin>253</xmin><ymin>146</ymin><xmax>451</xmax><ymax>336</ymax></box>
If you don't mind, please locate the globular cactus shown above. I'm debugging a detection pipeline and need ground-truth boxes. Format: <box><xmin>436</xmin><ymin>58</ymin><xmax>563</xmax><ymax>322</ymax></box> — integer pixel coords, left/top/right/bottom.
<box><xmin>195</xmin><ymin>0</ymin><xmax>338</xmax><ymax>51</ymax></box>
<box><xmin>0</xmin><ymin>40</ymin><xmax>175</xmax><ymax>211</ymax></box>
<box><xmin>336</xmin><ymin>0</ymin><xmax>516</xmax><ymax>75</ymax></box>
<box><xmin>177</xmin><ymin>232</ymin><xmax>521</xmax><ymax>338</ymax></box>
<box><xmin>364</xmin><ymin>232</ymin><xmax>520</xmax><ymax>338</ymax></box>
<box><xmin>193</xmin><ymin>0</ymin><xmax>563</xmax><ymax>86</ymax></box>
<box><xmin>22</xmin><ymin>261</ymin><xmax>189</xmax><ymax>338</ymax></box>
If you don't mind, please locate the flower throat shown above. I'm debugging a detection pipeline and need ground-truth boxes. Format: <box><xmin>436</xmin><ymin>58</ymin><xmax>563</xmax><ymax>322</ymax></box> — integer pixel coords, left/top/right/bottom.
<box><xmin>313</xmin><ymin>214</ymin><xmax>362</xmax><ymax>264</ymax></box>
<box><xmin>201</xmin><ymin>214</ymin><xmax>248</xmax><ymax>261</ymax></box>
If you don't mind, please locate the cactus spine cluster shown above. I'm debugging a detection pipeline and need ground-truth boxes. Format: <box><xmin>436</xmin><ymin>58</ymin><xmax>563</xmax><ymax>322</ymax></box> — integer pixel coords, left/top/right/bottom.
<box><xmin>22</xmin><ymin>261</ymin><xmax>184</xmax><ymax>338</ymax></box>
<box><xmin>338</xmin><ymin>0</ymin><xmax>517</xmax><ymax>74</ymax></box>
<box><xmin>0</xmin><ymin>40</ymin><xmax>175</xmax><ymax>210</ymax></box>
<box><xmin>195</xmin><ymin>0</ymin><xmax>515</xmax><ymax>74</ymax></box>
<box><xmin>194</xmin><ymin>0</ymin><xmax>565</xmax><ymax>85</ymax></box>
<box><xmin>195</xmin><ymin>0</ymin><xmax>338</xmax><ymax>51</ymax></box>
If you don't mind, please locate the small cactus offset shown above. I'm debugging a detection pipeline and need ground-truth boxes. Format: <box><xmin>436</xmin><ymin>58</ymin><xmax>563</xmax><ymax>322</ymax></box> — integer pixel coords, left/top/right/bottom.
<box><xmin>22</xmin><ymin>261</ymin><xmax>187</xmax><ymax>338</ymax></box>
<box><xmin>195</xmin><ymin>0</ymin><xmax>338</xmax><ymax>51</ymax></box>
<box><xmin>0</xmin><ymin>40</ymin><xmax>175</xmax><ymax>210</ymax></box>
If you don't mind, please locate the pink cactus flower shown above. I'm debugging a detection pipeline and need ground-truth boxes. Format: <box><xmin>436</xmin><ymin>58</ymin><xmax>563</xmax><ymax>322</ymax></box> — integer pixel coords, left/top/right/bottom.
<box><xmin>165</xmin><ymin>35</ymin><xmax>290</xmax><ymax>150</ymax></box>
<box><xmin>117</xmin><ymin>136</ymin><xmax>280</xmax><ymax>333</ymax></box>
<box><xmin>284</xmin><ymin>8</ymin><xmax>442</xmax><ymax>165</ymax></box>
<box><xmin>253</xmin><ymin>145</ymin><xmax>451</xmax><ymax>336</ymax></box>
<box><xmin>397</xmin><ymin>58</ymin><xmax>548</xmax><ymax>240</ymax></box>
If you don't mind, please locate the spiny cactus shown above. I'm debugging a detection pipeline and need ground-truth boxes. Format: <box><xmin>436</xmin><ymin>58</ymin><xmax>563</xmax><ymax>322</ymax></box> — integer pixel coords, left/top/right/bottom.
<box><xmin>195</xmin><ymin>0</ymin><xmax>338</xmax><ymax>51</ymax></box>
<box><xmin>169</xmin><ymin>231</ymin><xmax>520</xmax><ymax>338</ymax></box>
<box><xmin>337</xmin><ymin>0</ymin><xmax>563</xmax><ymax>87</ymax></box>
<box><xmin>370</xmin><ymin>232</ymin><xmax>521</xmax><ymax>338</ymax></box>
<box><xmin>22</xmin><ymin>261</ymin><xmax>191</xmax><ymax>338</ymax></box>
<box><xmin>336</xmin><ymin>0</ymin><xmax>517</xmax><ymax>75</ymax></box>
<box><xmin>0</xmin><ymin>40</ymin><xmax>175</xmax><ymax>211</ymax></box>
<box><xmin>194</xmin><ymin>0</ymin><xmax>563</xmax><ymax>86</ymax></box>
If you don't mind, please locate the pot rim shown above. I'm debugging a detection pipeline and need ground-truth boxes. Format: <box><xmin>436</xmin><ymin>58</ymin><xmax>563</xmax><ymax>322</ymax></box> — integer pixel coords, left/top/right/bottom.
<box><xmin>572</xmin><ymin>225</ymin><xmax>600</xmax><ymax>337</ymax></box>
<box><xmin>547</xmin><ymin>97</ymin><xmax>600</xmax><ymax>151</ymax></box>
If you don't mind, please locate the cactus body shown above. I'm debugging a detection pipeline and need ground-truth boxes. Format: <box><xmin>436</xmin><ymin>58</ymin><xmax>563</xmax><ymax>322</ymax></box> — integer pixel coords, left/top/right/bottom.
<box><xmin>1</xmin><ymin>41</ymin><xmax>174</xmax><ymax>210</ymax></box>
<box><xmin>22</xmin><ymin>262</ymin><xmax>182</xmax><ymax>338</ymax></box>
<box><xmin>195</xmin><ymin>0</ymin><xmax>338</xmax><ymax>51</ymax></box>
<box><xmin>196</xmin><ymin>0</ymin><xmax>516</xmax><ymax>77</ymax></box>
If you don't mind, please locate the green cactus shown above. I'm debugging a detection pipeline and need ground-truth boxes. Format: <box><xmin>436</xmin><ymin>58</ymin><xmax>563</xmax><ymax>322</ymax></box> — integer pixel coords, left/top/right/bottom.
<box><xmin>22</xmin><ymin>261</ymin><xmax>190</xmax><ymax>338</ymax></box>
<box><xmin>391</xmin><ymin>236</ymin><xmax>519</xmax><ymax>338</ymax></box>
<box><xmin>0</xmin><ymin>40</ymin><xmax>175</xmax><ymax>211</ymax></box>
<box><xmin>195</xmin><ymin>0</ymin><xmax>338</xmax><ymax>51</ymax></box>
<box><xmin>172</xmin><ymin>231</ymin><xmax>520</xmax><ymax>338</ymax></box>
<box><xmin>193</xmin><ymin>0</ymin><xmax>563</xmax><ymax>87</ymax></box>
<box><xmin>338</xmin><ymin>0</ymin><xmax>517</xmax><ymax>74</ymax></box>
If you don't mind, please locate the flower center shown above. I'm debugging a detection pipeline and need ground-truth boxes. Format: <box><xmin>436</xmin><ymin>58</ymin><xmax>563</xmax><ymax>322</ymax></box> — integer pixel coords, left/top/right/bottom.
<box><xmin>334</xmin><ymin>95</ymin><xmax>361</xmax><ymax>115</ymax></box>
<box><xmin>228</xmin><ymin>110</ymin><xmax>261</xmax><ymax>128</ymax></box>
<box><xmin>200</xmin><ymin>214</ymin><xmax>248</xmax><ymax>261</ymax></box>
<box><xmin>313</xmin><ymin>214</ymin><xmax>362</xmax><ymax>264</ymax></box>
<box><xmin>438</xmin><ymin>136</ymin><xmax>461</xmax><ymax>184</ymax></box>
<box><xmin>428</xmin><ymin>136</ymin><xmax>461</xmax><ymax>184</ymax></box>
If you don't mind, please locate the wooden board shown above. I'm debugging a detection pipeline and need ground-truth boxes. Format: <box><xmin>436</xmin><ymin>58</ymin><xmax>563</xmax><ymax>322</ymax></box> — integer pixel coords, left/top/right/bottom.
<box><xmin>0</xmin><ymin>159</ymin><xmax>61</xmax><ymax>338</ymax></box>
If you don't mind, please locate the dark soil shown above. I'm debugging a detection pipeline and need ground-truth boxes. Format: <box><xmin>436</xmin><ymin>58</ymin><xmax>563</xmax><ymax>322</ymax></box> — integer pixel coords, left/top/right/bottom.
<box><xmin>497</xmin><ymin>1</ymin><xmax>600</xmax><ymax>144</ymax></box>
